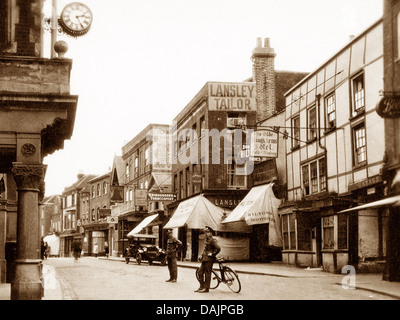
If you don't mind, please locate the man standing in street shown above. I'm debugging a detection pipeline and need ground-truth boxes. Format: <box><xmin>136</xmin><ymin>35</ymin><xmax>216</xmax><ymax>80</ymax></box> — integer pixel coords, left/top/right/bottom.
<box><xmin>195</xmin><ymin>226</ymin><xmax>221</xmax><ymax>293</ymax></box>
<box><xmin>165</xmin><ymin>229</ymin><xmax>182</xmax><ymax>283</ymax></box>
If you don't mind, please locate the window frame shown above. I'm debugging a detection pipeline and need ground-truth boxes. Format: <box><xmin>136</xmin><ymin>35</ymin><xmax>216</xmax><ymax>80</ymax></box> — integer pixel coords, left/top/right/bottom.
<box><xmin>301</xmin><ymin>157</ymin><xmax>327</xmax><ymax>196</ymax></box>
<box><xmin>351</xmin><ymin>72</ymin><xmax>365</xmax><ymax>116</ymax></box>
<box><xmin>325</xmin><ymin>93</ymin><xmax>336</xmax><ymax>130</ymax></box>
<box><xmin>352</xmin><ymin>122</ymin><xmax>367</xmax><ymax>167</ymax></box>
<box><xmin>307</xmin><ymin>105</ymin><xmax>317</xmax><ymax>141</ymax></box>
<box><xmin>291</xmin><ymin>115</ymin><xmax>300</xmax><ymax>149</ymax></box>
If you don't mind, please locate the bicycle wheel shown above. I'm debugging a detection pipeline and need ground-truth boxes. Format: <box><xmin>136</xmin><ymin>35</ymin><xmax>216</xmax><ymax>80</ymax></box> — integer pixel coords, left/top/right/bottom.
<box><xmin>195</xmin><ymin>268</ymin><xmax>220</xmax><ymax>289</ymax></box>
<box><xmin>223</xmin><ymin>267</ymin><xmax>241</xmax><ymax>293</ymax></box>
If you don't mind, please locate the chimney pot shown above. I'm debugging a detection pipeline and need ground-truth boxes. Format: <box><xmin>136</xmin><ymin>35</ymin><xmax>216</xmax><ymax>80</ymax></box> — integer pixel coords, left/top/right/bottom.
<box><xmin>257</xmin><ymin>37</ymin><xmax>262</xmax><ymax>47</ymax></box>
<box><xmin>264</xmin><ymin>38</ymin><xmax>270</xmax><ymax>48</ymax></box>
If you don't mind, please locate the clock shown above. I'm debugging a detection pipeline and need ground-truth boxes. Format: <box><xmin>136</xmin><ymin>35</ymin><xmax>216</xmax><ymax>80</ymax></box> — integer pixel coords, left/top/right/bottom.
<box><xmin>59</xmin><ymin>2</ymin><xmax>93</xmax><ymax>37</ymax></box>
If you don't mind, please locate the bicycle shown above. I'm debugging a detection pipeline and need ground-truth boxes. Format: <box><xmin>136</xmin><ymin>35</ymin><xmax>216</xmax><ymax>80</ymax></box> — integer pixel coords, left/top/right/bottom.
<box><xmin>195</xmin><ymin>257</ymin><xmax>241</xmax><ymax>293</ymax></box>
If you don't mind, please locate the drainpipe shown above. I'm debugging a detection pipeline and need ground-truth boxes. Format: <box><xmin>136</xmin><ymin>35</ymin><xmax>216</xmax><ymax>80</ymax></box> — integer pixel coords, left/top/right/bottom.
<box><xmin>316</xmin><ymin>94</ymin><xmax>328</xmax><ymax>179</ymax></box>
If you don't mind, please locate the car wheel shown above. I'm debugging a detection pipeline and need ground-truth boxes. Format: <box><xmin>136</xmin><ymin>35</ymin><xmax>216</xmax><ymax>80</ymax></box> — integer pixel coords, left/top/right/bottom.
<box><xmin>136</xmin><ymin>253</ymin><xmax>142</xmax><ymax>265</ymax></box>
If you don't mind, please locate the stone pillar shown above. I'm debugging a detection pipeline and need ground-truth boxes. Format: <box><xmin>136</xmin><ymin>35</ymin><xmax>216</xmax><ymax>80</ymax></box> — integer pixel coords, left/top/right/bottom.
<box><xmin>10</xmin><ymin>162</ymin><xmax>46</xmax><ymax>300</ymax></box>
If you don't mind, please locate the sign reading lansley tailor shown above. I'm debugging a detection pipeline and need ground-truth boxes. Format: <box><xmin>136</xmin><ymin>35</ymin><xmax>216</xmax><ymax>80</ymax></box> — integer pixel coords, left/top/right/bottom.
<box><xmin>250</xmin><ymin>130</ymin><xmax>278</xmax><ymax>158</ymax></box>
<box><xmin>208</xmin><ymin>82</ymin><xmax>256</xmax><ymax>111</ymax></box>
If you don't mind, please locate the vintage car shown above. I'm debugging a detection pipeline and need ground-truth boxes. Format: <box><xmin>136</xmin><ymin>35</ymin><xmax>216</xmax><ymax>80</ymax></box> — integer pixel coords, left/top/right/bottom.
<box><xmin>124</xmin><ymin>233</ymin><xmax>166</xmax><ymax>265</ymax></box>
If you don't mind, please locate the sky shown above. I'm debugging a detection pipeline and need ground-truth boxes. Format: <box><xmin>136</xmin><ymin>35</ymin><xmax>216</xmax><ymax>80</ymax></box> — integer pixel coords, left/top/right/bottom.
<box><xmin>41</xmin><ymin>0</ymin><xmax>383</xmax><ymax>196</ymax></box>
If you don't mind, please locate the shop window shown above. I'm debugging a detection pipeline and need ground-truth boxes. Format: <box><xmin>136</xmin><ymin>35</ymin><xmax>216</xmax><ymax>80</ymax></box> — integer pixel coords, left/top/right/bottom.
<box><xmin>289</xmin><ymin>214</ymin><xmax>296</xmax><ymax>250</ymax></box>
<box><xmin>297</xmin><ymin>215</ymin><xmax>312</xmax><ymax>251</ymax></box>
<box><xmin>353</xmin><ymin>123</ymin><xmax>366</xmax><ymax>166</ymax></box>
<box><xmin>322</xmin><ymin>216</ymin><xmax>335</xmax><ymax>249</ymax></box>
<box><xmin>282</xmin><ymin>215</ymin><xmax>289</xmax><ymax>250</ymax></box>
<box><xmin>338</xmin><ymin>214</ymin><xmax>348</xmax><ymax>250</ymax></box>
<box><xmin>292</xmin><ymin>116</ymin><xmax>300</xmax><ymax>149</ymax></box>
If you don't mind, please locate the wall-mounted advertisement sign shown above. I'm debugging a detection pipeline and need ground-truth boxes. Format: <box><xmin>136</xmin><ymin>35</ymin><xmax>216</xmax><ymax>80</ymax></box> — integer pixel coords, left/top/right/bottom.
<box><xmin>135</xmin><ymin>189</ymin><xmax>148</xmax><ymax>207</ymax></box>
<box><xmin>250</xmin><ymin>130</ymin><xmax>278</xmax><ymax>158</ymax></box>
<box><xmin>148</xmin><ymin>193</ymin><xmax>176</xmax><ymax>202</ymax></box>
<box><xmin>208</xmin><ymin>82</ymin><xmax>256</xmax><ymax>112</ymax></box>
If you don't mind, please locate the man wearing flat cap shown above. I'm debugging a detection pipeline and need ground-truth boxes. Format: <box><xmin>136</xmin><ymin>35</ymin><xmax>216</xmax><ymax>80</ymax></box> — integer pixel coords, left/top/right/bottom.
<box><xmin>195</xmin><ymin>226</ymin><xmax>221</xmax><ymax>293</ymax></box>
<box><xmin>165</xmin><ymin>229</ymin><xmax>182</xmax><ymax>283</ymax></box>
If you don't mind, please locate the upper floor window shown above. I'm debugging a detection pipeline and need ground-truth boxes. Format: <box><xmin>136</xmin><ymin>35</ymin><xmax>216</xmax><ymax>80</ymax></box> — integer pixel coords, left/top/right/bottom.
<box><xmin>103</xmin><ymin>181</ymin><xmax>108</xmax><ymax>195</ymax></box>
<box><xmin>302</xmin><ymin>157</ymin><xmax>326</xmax><ymax>196</ymax></box>
<box><xmin>352</xmin><ymin>73</ymin><xmax>365</xmax><ymax>114</ymax></box>
<box><xmin>307</xmin><ymin>106</ymin><xmax>317</xmax><ymax>141</ymax></box>
<box><xmin>97</xmin><ymin>184</ymin><xmax>101</xmax><ymax>197</ymax></box>
<box><xmin>125</xmin><ymin>163</ymin><xmax>130</xmax><ymax>180</ymax></box>
<box><xmin>91</xmin><ymin>186</ymin><xmax>95</xmax><ymax>198</ymax></box>
<box><xmin>145</xmin><ymin>147</ymin><xmax>150</xmax><ymax>166</ymax></box>
<box><xmin>200</xmin><ymin>116</ymin><xmax>206</xmax><ymax>137</ymax></box>
<box><xmin>134</xmin><ymin>157</ymin><xmax>138</xmax><ymax>174</ymax></box>
<box><xmin>353</xmin><ymin>123</ymin><xmax>367</xmax><ymax>166</ymax></box>
<box><xmin>292</xmin><ymin>115</ymin><xmax>300</xmax><ymax>149</ymax></box>
<box><xmin>325</xmin><ymin>93</ymin><xmax>336</xmax><ymax>129</ymax></box>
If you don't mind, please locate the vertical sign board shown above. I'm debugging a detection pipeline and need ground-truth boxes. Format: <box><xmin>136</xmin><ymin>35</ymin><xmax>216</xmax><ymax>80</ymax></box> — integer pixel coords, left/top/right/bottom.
<box><xmin>250</xmin><ymin>130</ymin><xmax>278</xmax><ymax>158</ymax></box>
<box><xmin>135</xmin><ymin>189</ymin><xmax>148</xmax><ymax>207</ymax></box>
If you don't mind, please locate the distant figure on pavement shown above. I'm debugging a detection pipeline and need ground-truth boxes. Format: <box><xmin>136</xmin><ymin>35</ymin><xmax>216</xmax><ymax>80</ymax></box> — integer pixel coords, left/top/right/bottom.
<box><xmin>94</xmin><ymin>243</ymin><xmax>98</xmax><ymax>258</ymax></box>
<box><xmin>105</xmin><ymin>244</ymin><xmax>109</xmax><ymax>258</ymax></box>
<box><xmin>165</xmin><ymin>229</ymin><xmax>182</xmax><ymax>283</ymax></box>
<box><xmin>195</xmin><ymin>226</ymin><xmax>220</xmax><ymax>293</ymax></box>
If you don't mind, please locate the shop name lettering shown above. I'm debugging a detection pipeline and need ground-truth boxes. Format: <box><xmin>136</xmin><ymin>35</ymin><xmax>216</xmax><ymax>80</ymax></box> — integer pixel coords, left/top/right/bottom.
<box><xmin>245</xmin><ymin>211</ymin><xmax>274</xmax><ymax>222</ymax></box>
<box><xmin>210</xmin><ymin>84</ymin><xmax>255</xmax><ymax>110</ymax></box>
<box><xmin>214</xmin><ymin>199</ymin><xmax>241</xmax><ymax>206</ymax></box>
<box><xmin>377</xmin><ymin>96</ymin><xmax>400</xmax><ymax>118</ymax></box>
<box><xmin>156</xmin><ymin>304</ymin><xmax>244</xmax><ymax>317</ymax></box>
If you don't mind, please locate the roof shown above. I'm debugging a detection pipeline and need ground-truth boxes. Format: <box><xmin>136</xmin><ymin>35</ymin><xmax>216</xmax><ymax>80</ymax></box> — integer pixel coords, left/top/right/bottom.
<box><xmin>111</xmin><ymin>155</ymin><xmax>125</xmax><ymax>186</ymax></box>
<box><xmin>62</xmin><ymin>174</ymin><xmax>98</xmax><ymax>194</ymax></box>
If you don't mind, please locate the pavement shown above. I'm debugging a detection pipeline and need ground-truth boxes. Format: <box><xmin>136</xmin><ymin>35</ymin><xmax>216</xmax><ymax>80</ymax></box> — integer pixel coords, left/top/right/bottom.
<box><xmin>1</xmin><ymin>256</ymin><xmax>400</xmax><ymax>300</ymax></box>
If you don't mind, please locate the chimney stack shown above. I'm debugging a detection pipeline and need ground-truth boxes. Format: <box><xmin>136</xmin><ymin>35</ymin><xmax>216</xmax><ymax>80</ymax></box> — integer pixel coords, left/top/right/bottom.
<box><xmin>252</xmin><ymin>37</ymin><xmax>276</xmax><ymax>122</ymax></box>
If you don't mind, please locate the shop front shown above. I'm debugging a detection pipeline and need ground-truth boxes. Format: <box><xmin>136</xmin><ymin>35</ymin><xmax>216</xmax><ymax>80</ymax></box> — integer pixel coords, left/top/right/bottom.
<box><xmin>222</xmin><ymin>183</ymin><xmax>282</xmax><ymax>262</ymax></box>
<box><xmin>164</xmin><ymin>195</ymin><xmax>251</xmax><ymax>261</ymax></box>
<box><xmin>83</xmin><ymin>223</ymin><xmax>109</xmax><ymax>256</ymax></box>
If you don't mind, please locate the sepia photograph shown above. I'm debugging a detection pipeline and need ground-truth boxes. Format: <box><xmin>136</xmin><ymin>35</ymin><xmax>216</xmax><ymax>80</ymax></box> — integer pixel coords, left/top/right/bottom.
<box><xmin>1</xmin><ymin>0</ymin><xmax>400</xmax><ymax>312</ymax></box>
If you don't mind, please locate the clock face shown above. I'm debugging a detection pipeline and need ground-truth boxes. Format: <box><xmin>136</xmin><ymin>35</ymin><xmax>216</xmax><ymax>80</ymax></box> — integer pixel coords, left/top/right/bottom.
<box><xmin>59</xmin><ymin>2</ymin><xmax>93</xmax><ymax>37</ymax></box>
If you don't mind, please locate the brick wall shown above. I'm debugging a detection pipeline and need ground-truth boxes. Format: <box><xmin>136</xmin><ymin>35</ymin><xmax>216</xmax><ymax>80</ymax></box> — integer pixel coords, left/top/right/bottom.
<box><xmin>252</xmin><ymin>38</ymin><xmax>277</xmax><ymax>122</ymax></box>
<box><xmin>0</xmin><ymin>0</ymin><xmax>42</xmax><ymax>57</ymax></box>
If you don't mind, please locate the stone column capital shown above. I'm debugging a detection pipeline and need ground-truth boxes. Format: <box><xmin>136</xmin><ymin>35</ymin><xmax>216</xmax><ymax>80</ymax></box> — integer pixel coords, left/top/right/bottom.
<box><xmin>11</xmin><ymin>163</ymin><xmax>47</xmax><ymax>191</ymax></box>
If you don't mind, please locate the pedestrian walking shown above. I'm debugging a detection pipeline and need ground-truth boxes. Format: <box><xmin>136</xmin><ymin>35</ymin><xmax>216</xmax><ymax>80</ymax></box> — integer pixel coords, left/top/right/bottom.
<box><xmin>105</xmin><ymin>244</ymin><xmax>109</xmax><ymax>258</ymax></box>
<box><xmin>165</xmin><ymin>229</ymin><xmax>182</xmax><ymax>283</ymax></box>
<box><xmin>94</xmin><ymin>243</ymin><xmax>98</xmax><ymax>258</ymax></box>
<box><xmin>195</xmin><ymin>226</ymin><xmax>220</xmax><ymax>293</ymax></box>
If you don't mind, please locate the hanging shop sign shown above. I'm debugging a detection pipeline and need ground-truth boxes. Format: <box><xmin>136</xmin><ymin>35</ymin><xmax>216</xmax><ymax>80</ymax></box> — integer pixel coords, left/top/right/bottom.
<box><xmin>148</xmin><ymin>193</ymin><xmax>176</xmax><ymax>202</ymax></box>
<box><xmin>376</xmin><ymin>96</ymin><xmax>400</xmax><ymax>118</ymax></box>
<box><xmin>135</xmin><ymin>189</ymin><xmax>148</xmax><ymax>207</ymax></box>
<box><xmin>250</xmin><ymin>130</ymin><xmax>278</xmax><ymax>158</ymax></box>
<box><xmin>106</xmin><ymin>216</ymin><xmax>117</xmax><ymax>224</ymax></box>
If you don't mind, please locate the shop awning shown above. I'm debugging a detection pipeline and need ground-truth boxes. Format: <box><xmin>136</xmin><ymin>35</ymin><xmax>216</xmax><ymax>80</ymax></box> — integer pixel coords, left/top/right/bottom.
<box><xmin>163</xmin><ymin>195</ymin><xmax>223</xmax><ymax>230</ymax></box>
<box><xmin>222</xmin><ymin>183</ymin><xmax>281</xmax><ymax>226</ymax></box>
<box><xmin>127</xmin><ymin>214</ymin><xmax>159</xmax><ymax>236</ymax></box>
<box><xmin>337</xmin><ymin>195</ymin><xmax>400</xmax><ymax>213</ymax></box>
